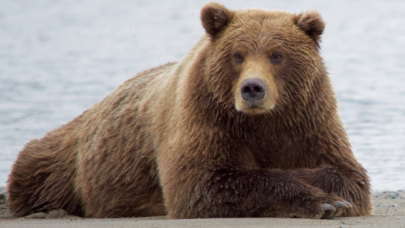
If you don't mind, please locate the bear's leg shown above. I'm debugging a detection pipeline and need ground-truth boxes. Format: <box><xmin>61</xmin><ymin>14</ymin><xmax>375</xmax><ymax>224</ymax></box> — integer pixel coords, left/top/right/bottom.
<box><xmin>288</xmin><ymin>164</ymin><xmax>372</xmax><ymax>216</ymax></box>
<box><xmin>7</xmin><ymin>135</ymin><xmax>82</xmax><ymax>217</ymax></box>
<box><xmin>73</xmin><ymin>143</ymin><xmax>166</xmax><ymax>218</ymax></box>
<box><xmin>159</xmin><ymin>160</ymin><xmax>349</xmax><ymax>219</ymax></box>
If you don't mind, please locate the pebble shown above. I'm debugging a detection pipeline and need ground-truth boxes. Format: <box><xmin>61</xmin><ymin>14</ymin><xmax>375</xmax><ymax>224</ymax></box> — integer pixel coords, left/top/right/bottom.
<box><xmin>0</xmin><ymin>189</ymin><xmax>7</xmax><ymax>199</ymax></box>
<box><xmin>46</xmin><ymin>209</ymin><xmax>68</xmax><ymax>219</ymax></box>
<box><xmin>0</xmin><ymin>195</ymin><xmax>5</xmax><ymax>205</ymax></box>
<box><xmin>372</xmin><ymin>191</ymin><xmax>405</xmax><ymax>199</ymax></box>
<box><xmin>25</xmin><ymin>212</ymin><xmax>47</xmax><ymax>219</ymax></box>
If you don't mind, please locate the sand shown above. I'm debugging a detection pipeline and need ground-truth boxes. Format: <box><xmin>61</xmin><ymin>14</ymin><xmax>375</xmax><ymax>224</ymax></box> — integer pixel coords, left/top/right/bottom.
<box><xmin>1</xmin><ymin>190</ymin><xmax>404</xmax><ymax>228</ymax></box>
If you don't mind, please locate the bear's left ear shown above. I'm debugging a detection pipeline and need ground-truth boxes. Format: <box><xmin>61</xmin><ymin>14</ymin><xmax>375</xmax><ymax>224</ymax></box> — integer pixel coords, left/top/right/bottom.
<box><xmin>201</xmin><ymin>2</ymin><xmax>233</xmax><ymax>36</ymax></box>
<box><xmin>294</xmin><ymin>11</ymin><xmax>325</xmax><ymax>47</ymax></box>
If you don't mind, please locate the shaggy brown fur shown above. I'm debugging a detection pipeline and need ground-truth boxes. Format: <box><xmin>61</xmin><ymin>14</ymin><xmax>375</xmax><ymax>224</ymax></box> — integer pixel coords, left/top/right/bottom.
<box><xmin>7</xmin><ymin>2</ymin><xmax>371</xmax><ymax>219</ymax></box>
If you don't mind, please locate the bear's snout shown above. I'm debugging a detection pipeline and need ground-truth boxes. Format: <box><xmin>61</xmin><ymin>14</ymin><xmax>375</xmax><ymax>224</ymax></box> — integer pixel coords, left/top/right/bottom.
<box><xmin>240</xmin><ymin>78</ymin><xmax>266</xmax><ymax>103</ymax></box>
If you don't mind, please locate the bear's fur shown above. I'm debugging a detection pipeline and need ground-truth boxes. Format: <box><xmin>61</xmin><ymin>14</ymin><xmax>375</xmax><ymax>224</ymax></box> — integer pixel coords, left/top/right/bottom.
<box><xmin>7</xmin><ymin>2</ymin><xmax>372</xmax><ymax>219</ymax></box>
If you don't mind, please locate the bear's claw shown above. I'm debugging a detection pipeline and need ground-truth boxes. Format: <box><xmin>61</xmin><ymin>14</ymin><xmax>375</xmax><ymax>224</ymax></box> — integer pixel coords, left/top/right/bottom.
<box><xmin>321</xmin><ymin>203</ymin><xmax>336</xmax><ymax>219</ymax></box>
<box><xmin>321</xmin><ymin>200</ymin><xmax>351</xmax><ymax>219</ymax></box>
<box><xmin>332</xmin><ymin>200</ymin><xmax>351</xmax><ymax>209</ymax></box>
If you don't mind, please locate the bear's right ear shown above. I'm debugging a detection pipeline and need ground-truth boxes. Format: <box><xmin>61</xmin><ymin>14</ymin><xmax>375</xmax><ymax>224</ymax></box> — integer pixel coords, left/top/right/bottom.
<box><xmin>201</xmin><ymin>2</ymin><xmax>233</xmax><ymax>36</ymax></box>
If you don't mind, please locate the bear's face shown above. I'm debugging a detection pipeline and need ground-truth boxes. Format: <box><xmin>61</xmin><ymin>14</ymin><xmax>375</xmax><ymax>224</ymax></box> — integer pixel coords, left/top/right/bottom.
<box><xmin>201</xmin><ymin>3</ymin><xmax>325</xmax><ymax>115</ymax></box>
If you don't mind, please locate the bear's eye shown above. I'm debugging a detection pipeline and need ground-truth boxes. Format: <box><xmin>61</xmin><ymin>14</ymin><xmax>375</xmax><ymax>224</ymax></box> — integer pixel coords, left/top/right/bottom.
<box><xmin>233</xmin><ymin>52</ymin><xmax>244</xmax><ymax>63</ymax></box>
<box><xmin>270</xmin><ymin>52</ymin><xmax>283</xmax><ymax>63</ymax></box>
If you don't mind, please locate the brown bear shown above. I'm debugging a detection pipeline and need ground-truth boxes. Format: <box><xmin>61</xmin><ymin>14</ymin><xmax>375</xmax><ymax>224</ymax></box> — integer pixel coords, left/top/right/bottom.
<box><xmin>7</xmin><ymin>2</ymin><xmax>372</xmax><ymax>219</ymax></box>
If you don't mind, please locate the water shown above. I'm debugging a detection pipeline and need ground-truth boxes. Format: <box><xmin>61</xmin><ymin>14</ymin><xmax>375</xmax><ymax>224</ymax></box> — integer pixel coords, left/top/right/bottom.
<box><xmin>1</xmin><ymin>0</ymin><xmax>404</xmax><ymax>191</ymax></box>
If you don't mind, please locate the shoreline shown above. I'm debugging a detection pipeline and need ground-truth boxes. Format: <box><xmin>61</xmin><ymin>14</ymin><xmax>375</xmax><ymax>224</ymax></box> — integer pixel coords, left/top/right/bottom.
<box><xmin>1</xmin><ymin>189</ymin><xmax>405</xmax><ymax>227</ymax></box>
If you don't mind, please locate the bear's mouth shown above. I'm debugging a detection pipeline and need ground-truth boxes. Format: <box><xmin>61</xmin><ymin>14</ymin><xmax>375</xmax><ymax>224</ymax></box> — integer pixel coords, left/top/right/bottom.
<box><xmin>238</xmin><ymin>102</ymin><xmax>270</xmax><ymax>114</ymax></box>
<box><xmin>246</xmin><ymin>101</ymin><xmax>262</xmax><ymax>109</ymax></box>
<box><xmin>240</xmin><ymin>107</ymin><xmax>268</xmax><ymax>115</ymax></box>
<box><xmin>235</xmin><ymin>99</ymin><xmax>277</xmax><ymax>115</ymax></box>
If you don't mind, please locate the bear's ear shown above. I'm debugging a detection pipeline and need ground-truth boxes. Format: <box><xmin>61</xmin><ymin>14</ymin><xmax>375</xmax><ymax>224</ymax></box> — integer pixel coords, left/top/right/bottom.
<box><xmin>294</xmin><ymin>11</ymin><xmax>325</xmax><ymax>47</ymax></box>
<box><xmin>201</xmin><ymin>2</ymin><xmax>233</xmax><ymax>36</ymax></box>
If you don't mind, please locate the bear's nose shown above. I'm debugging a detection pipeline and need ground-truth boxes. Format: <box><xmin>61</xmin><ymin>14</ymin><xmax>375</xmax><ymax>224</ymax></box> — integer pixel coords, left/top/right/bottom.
<box><xmin>240</xmin><ymin>78</ymin><xmax>266</xmax><ymax>102</ymax></box>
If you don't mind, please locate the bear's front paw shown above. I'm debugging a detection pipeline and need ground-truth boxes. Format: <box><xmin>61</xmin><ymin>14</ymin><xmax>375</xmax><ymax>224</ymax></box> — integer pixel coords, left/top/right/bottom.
<box><xmin>295</xmin><ymin>192</ymin><xmax>351</xmax><ymax>219</ymax></box>
<box><xmin>321</xmin><ymin>200</ymin><xmax>351</xmax><ymax>219</ymax></box>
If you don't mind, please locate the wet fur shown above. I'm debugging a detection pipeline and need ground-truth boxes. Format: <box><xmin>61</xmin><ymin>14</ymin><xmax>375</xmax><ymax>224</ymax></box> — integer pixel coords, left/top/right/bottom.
<box><xmin>7</xmin><ymin>2</ymin><xmax>371</xmax><ymax>218</ymax></box>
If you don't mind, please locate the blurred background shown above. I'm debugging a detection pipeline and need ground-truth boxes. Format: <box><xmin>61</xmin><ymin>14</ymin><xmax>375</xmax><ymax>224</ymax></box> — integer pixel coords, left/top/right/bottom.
<box><xmin>0</xmin><ymin>0</ymin><xmax>404</xmax><ymax>191</ymax></box>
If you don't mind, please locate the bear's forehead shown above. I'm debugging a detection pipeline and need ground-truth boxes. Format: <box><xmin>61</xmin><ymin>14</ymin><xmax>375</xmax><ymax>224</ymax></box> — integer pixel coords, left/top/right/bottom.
<box><xmin>225</xmin><ymin>10</ymin><xmax>309</xmax><ymax>47</ymax></box>
<box><xmin>229</xmin><ymin>10</ymin><xmax>300</xmax><ymax>35</ymax></box>
<box><xmin>232</xmin><ymin>9</ymin><xmax>295</xmax><ymax>26</ymax></box>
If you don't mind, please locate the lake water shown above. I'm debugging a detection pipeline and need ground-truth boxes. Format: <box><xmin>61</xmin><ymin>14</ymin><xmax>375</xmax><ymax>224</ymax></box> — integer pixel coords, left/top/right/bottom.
<box><xmin>1</xmin><ymin>0</ymin><xmax>404</xmax><ymax>191</ymax></box>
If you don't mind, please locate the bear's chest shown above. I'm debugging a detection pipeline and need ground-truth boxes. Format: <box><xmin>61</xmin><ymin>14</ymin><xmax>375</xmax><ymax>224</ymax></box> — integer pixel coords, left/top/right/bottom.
<box><xmin>244</xmin><ymin>133</ymin><xmax>319</xmax><ymax>170</ymax></box>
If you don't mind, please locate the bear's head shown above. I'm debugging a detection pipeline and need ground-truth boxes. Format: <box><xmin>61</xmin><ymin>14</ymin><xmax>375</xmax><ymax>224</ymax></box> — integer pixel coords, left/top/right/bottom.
<box><xmin>199</xmin><ymin>2</ymin><xmax>327</xmax><ymax>116</ymax></box>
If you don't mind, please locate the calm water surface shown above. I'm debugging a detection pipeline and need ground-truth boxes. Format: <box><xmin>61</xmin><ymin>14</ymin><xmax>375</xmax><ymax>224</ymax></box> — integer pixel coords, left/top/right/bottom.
<box><xmin>1</xmin><ymin>0</ymin><xmax>404</xmax><ymax>191</ymax></box>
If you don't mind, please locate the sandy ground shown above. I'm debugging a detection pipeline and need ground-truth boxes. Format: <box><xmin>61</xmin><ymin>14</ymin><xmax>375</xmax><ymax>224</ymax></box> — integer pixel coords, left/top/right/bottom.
<box><xmin>1</xmin><ymin>190</ymin><xmax>404</xmax><ymax>228</ymax></box>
